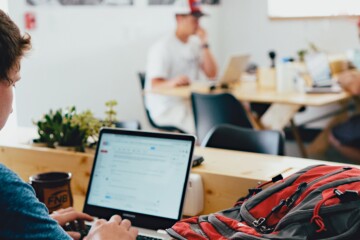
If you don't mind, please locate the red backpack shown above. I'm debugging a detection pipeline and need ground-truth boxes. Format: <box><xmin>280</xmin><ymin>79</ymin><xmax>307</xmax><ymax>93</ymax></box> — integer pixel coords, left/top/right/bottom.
<box><xmin>166</xmin><ymin>165</ymin><xmax>360</xmax><ymax>239</ymax></box>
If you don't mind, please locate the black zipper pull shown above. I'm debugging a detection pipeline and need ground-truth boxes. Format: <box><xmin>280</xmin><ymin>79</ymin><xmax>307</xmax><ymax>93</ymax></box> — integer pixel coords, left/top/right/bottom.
<box><xmin>252</xmin><ymin>199</ymin><xmax>286</xmax><ymax>230</ymax></box>
<box><xmin>286</xmin><ymin>182</ymin><xmax>307</xmax><ymax>207</ymax></box>
<box><xmin>334</xmin><ymin>189</ymin><xmax>360</xmax><ymax>203</ymax></box>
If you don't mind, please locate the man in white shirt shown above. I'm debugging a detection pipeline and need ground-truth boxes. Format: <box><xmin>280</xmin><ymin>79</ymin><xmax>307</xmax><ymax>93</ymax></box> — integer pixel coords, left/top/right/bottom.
<box><xmin>145</xmin><ymin>0</ymin><xmax>217</xmax><ymax>133</ymax></box>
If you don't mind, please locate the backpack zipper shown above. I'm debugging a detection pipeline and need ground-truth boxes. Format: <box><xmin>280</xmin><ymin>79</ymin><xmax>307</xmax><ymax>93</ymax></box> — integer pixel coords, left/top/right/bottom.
<box><xmin>285</xmin><ymin>167</ymin><xmax>352</xmax><ymax>208</ymax></box>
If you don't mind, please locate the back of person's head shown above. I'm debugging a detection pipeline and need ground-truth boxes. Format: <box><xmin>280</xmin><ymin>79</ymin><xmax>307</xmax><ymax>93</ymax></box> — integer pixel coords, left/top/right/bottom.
<box><xmin>0</xmin><ymin>10</ymin><xmax>31</xmax><ymax>85</ymax></box>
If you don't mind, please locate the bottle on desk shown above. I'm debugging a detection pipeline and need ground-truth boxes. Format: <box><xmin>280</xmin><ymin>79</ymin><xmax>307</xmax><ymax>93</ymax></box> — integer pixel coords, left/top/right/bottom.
<box><xmin>276</xmin><ymin>58</ymin><xmax>298</xmax><ymax>93</ymax></box>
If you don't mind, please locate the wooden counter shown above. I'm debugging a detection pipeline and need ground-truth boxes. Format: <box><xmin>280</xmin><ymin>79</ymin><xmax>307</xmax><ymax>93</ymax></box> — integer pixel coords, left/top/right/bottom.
<box><xmin>0</xmin><ymin>144</ymin><xmax>354</xmax><ymax>214</ymax></box>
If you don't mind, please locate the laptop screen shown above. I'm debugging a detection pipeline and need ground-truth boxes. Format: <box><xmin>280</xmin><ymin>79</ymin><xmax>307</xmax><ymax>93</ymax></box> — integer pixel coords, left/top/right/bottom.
<box><xmin>305</xmin><ymin>53</ymin><xmax>332</xmax><ymax>86</ymax></box>
<box><xmin>84</xmin><ymin>128</ymin><xmax>195</xmax><ymax>229</ymax></box>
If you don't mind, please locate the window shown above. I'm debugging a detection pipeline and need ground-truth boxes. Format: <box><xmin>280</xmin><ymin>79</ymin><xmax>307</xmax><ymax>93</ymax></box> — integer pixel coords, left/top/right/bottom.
<box><xmin>268</xmin><ymin>0</ymin><xmax>360</xmax><ymax>18</ymax></box>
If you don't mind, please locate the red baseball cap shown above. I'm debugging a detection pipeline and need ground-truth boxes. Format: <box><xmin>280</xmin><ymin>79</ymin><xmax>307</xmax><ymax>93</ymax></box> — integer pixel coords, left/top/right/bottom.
<box><xmin>175</xmin><ymin>0</ymin><xmax>207</xmax><ymax>18</ymax></box>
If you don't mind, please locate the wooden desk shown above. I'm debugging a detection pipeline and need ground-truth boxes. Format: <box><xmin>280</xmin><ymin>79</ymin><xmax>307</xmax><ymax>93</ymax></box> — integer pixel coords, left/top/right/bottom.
<box><xmin>0</xmin><ymin>143</ymin><xmax>354</xmax><ymax>214</ymax></box>
<box><xmin>146</xmin><ymin>82</ymin><xmax>353</xmax><ymax>157</ymax></box>
<box><xmin>147</xmin><ymin>82</ymin><xmax>351</xmax><ymax>107</ymax></box>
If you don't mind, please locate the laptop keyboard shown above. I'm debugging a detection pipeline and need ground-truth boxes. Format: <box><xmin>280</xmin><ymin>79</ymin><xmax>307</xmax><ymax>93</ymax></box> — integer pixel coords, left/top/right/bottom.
<box><xmin>137</xmin><ymin>235</ymin><xmax>163</xmax><ymax>240</ymax></box>
<box><xmin>64</xmin><ymin>224</ymin><xmax>163</xmax><ymax>240</ymax></box>
<box><xmin>63</xmin><ymin>224</ymin><xmax>91</xmax><ymax>240</ymax></box>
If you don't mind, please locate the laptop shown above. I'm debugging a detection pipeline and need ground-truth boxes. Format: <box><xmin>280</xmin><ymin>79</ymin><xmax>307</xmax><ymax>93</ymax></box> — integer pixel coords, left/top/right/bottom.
<box><xmin>82</xmin><ymin>128</ymin><xmax>196</xmax><ymax>239</ymax></box>
<box><xmin>210</xmin><ymin>54</ymin><xmax>250</xmax><ymax>89</ymax></box>
<box><xmin>304</xmin><ymin>52</ymin><xmax>342</xmax><ymax>93</ymax></box>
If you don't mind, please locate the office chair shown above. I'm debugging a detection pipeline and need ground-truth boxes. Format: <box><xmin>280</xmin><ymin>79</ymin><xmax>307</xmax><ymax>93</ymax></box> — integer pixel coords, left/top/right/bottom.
<box><xmin>191</xmin><ymin>92</ymin><xmax>253</xmax><ymax>143</ymax></box>
<box><xmin>114</xmin><ymin>120</ymin><xmax>141</xmax><ymax>130</ymax></box>
<box><xmin>138</xmin><ymin>72</ymin><xmax>187</xmax><ymax>133</ymax></box>
<box><xmin>202</xmin><ymin>124</ymin><xmax>285</xmax><ymax>156</ymax></box>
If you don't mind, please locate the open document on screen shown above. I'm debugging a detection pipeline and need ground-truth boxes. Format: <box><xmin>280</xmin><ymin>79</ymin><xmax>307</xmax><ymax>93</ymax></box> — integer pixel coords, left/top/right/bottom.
<box><xmin>87</xmin><ymin>133</ymin><xmax>192</xmax><ymax>219</ymax></box>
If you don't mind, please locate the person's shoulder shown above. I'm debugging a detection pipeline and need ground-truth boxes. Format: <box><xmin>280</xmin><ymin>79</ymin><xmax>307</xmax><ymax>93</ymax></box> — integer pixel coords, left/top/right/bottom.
<box><xmin>0</xmin><ymin>163</ymin><xmax>22</xmax><ymax>184</ymax></box>
<box><xmin>149</xmin><ymin>33</ymin><xmax>174</xmax><ymax>57</ymax></box>
<box><xmin>152</xmin><ymin>33</ymin><xmax>176</xmax><ymax>49</ymax></box>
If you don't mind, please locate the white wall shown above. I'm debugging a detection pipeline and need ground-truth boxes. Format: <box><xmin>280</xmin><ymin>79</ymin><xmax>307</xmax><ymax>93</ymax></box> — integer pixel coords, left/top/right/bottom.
<box><xmin>218</xmin><ymin>0</ymin><xmax>359</xmax><ymax>66</ymax></box>
<box><xmin>9</xmin><ymin>0</ymin><xmax>359</xmax><ymax>128</ymax></box>
<box><xmin>8</xmin><ymin>1</ymin><xmax>221</xmax><ymax>128</ymax></box>
<box><xmin>0</xmin><ymin>0</ymin><xmax>7</xmax><ymax>11</ymax></box>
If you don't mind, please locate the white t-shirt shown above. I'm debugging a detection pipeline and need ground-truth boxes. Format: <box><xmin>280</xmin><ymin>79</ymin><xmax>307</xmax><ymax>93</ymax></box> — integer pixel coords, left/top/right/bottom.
<box><xmin>145</xmin><ymin>32</ymin><xmax>203</xmax><ymax>133</ymax></box>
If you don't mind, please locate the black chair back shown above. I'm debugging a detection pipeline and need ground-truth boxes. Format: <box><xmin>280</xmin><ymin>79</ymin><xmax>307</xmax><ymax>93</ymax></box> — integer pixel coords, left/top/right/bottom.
<box><xmin>191</xmin><ymin>92</ymin><xmax>253</xmax><ymax>143</ymax></box>
<box><xmin>114</xmin><ymin>120</ymin><xmax>141</xmax><ymax>130</ymax></box>
<box><xmin>202</xmin><ymin>124</ymin><xmax>285</xmax><ymax>156</ymax></box>
<box><xmin>138</xmin><ymin>72</ymin><xmax>146</xmax><ymax>90</ymax></box>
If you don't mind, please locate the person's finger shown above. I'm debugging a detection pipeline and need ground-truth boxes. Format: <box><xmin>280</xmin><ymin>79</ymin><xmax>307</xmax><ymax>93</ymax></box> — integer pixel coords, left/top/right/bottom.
<box><xmin>54</xmin><ymin>207</ymin><xmax>74</xmax><ymax>214</ymax></box>
<box><xmin>109</xmin><ymin>215</ymin><xmax>122</xmax><ymax>224</ymax></box>
<box><xmin>129</xmin><ymin>227</ymin><xmax>139</xmax><ymax>238</ymax></box>
<box><xmin>67</xmin><ymin>231</ymin><xmax>81</xmax><ymax>240</ymax></box>
<box><xmin>120</xmin><ymin>219</ymin><xmax>132</xmax><ymax>230</ymax></box>
<box><xmin>63</xmin><ymin>212</ymin><xmax>94</xmax><ymax>223</ymax></box>
<box><xmin>94</xmin><ymin>219</ymin><xmax>107</xmax><ymax>226</ymax></box>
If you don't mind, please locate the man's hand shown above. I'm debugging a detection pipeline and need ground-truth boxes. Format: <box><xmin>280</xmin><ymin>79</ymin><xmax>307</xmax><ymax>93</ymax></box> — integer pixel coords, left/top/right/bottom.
<box><xmin>170</xmin><ymin>75</ymin><xmax>190</xmax><ymax>87</ymax></box>
<box><xmin>196</xmin><ymin>26</ymin><xmax>208</xmax><ymax>45</ymax></box>
<box><xmin>84</xmin><ymin>215</ymin><xmax>138</xmax><ymax>240</ymax></box>
<box><xmin>338</xmin><ymin>70</ymin><xmax>360</xmax><ymax>95</ymax></box>
<box><xmin>50</xmin><ymin>207</ymin><xmax>93</xmax><ymax>240</ymax></box>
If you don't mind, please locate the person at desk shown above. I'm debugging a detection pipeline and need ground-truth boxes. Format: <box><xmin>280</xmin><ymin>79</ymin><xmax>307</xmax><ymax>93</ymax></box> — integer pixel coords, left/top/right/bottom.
<box><xmin>145</xmin><ymin>0</ymin><xmax>217</xmax><ymax>133</ymax></box>
<box><xmin>329</xmin><ymin>70</ymin><xmax>360</xmax><ymax>162</ymax></box>
<box><xmin>0</xmin><ymin>10</ymin><xmax>137</xmax><ymax>240</ymax></box>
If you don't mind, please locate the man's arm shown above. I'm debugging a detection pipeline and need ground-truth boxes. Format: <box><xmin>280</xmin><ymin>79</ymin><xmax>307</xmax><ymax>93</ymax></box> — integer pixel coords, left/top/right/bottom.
<box><xmin>338</xmin><ymin>70</ymin><xmax>360</xmax><ymax>95</ymax></box>
<box><xmin>0</xmin><ymin>164</ymin><xmax>72</xmax><ymax>240</ymax></box>
<box><xmin>151</xmin><ymin>75</ymin><xmax>190</xmax><ymax>89</ymax></box>
<box><xmin>197</xmin><ymin>27</ymin><xmax>217</xmax><ymax>79</ymax></box>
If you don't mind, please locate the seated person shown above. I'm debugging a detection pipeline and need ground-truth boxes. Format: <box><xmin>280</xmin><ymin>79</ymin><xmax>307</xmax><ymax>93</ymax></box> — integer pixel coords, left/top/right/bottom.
<box><xmin>145</xmin><ymin>0</ymin><xmax>217</xmax><ymax>133</ymax></box>
<box><xmin>329</xmin><ymin>70</ymin><xmax>360</xmax><ymax>163</ymax></box>
<box><xmin>0</xmin><ymin>9</ymin><xmax>137</xmax><ymax>240</ymax></box>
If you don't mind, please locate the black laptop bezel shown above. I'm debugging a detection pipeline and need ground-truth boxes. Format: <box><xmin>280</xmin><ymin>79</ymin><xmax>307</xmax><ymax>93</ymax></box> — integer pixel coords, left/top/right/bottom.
<box><xmin>83</xmin><ymin>128</ymin><xmax>196</xmax><ymax>230</ymax></box>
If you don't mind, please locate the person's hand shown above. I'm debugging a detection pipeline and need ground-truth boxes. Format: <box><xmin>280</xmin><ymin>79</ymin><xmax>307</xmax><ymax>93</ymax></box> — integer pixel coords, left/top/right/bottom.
<box><xmin>337</xmin><ymin>70</ymin><xmax>360</xmax><ymax>95</ymax></box>
<box><xmin>170</xmin><ymin>75</ymin><xmax>190</xmax><ymax>87</ymax></box>
<box><xmin>50</xmin><ymin>207</ymin><xmax>94</xmax><ymax>240</ymax></box>
<box><xmin>338</xmin><ymin>71</ymin><xmax>359</xmax><ymax>84</ymax></box>
<box><xmin>196</xmin><ymin>26</ymin><xmax>208</xmax><ymax>45</ymax></box>
<box><xmin>84</xmin><ymin>215</ymin><xmax>138</xmax><ymax>240</ymax></box>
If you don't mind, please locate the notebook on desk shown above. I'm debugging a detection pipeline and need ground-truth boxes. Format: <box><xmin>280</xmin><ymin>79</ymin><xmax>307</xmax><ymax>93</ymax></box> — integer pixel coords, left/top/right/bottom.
<box><xmin>208</xmin><ymin>54</ymin><xmax>249</xmax><ymax>90</ymax></box>
<box><xmin>304</xmin><ymin>53</ymin><xmax>342</xmax><ymax>94</ymax></box>
<box><xmin>82</xmin><ymin>128</ymin><xmax>196</xmax><ymax>239</ymax></box>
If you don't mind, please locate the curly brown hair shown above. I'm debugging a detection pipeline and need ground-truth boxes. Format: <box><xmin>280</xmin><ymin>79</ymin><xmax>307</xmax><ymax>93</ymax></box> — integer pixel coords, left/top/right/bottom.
<box><xmin>0</xmin><ymin>10</ymin><xmax>31</xmax><ymax>85</ymax></box>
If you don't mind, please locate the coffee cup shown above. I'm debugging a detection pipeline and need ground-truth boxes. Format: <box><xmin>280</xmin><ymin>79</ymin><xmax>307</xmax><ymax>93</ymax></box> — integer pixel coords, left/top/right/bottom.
<box><xmin>29</xmin><ymin>172</ymin><xmax>73</xmax><ymax>213</ymax></box>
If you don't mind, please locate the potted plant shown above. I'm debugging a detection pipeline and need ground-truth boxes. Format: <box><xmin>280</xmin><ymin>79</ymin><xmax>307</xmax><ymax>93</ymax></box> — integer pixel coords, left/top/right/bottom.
<box><xmin>32</xmin><ymin>109</ymin><xmax>63</xmax><ymax>147</ymax></box>
<box><xmin>33</xmin><ymin>100</ymin><xmax>117</xmax><ymax>152</ymax></box>
<box><xmin>55</xmin><ymin>107</ymin><xmax>102</xmax><ymax>152</ymax></box>
<box><xmin>103</xmin><ymin>100</ymin><xmax>118</xmax><ymax>127</ymax></box>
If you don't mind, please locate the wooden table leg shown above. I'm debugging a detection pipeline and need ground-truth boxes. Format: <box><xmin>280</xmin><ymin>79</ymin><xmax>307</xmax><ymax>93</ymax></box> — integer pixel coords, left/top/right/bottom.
<box><xmin>260</xmin><ymin>104</ymin><xmax>301</xmax><ymax>130</ymax></box>
<box><xmin>290</xmin><ymin>119</ymin><xmax>308</xmax><ymax>158</ymax></box>
<box><xmin>261</xmin><ymin>104</ymin><xmax>308</xmax><ymax>157</ymax></box>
